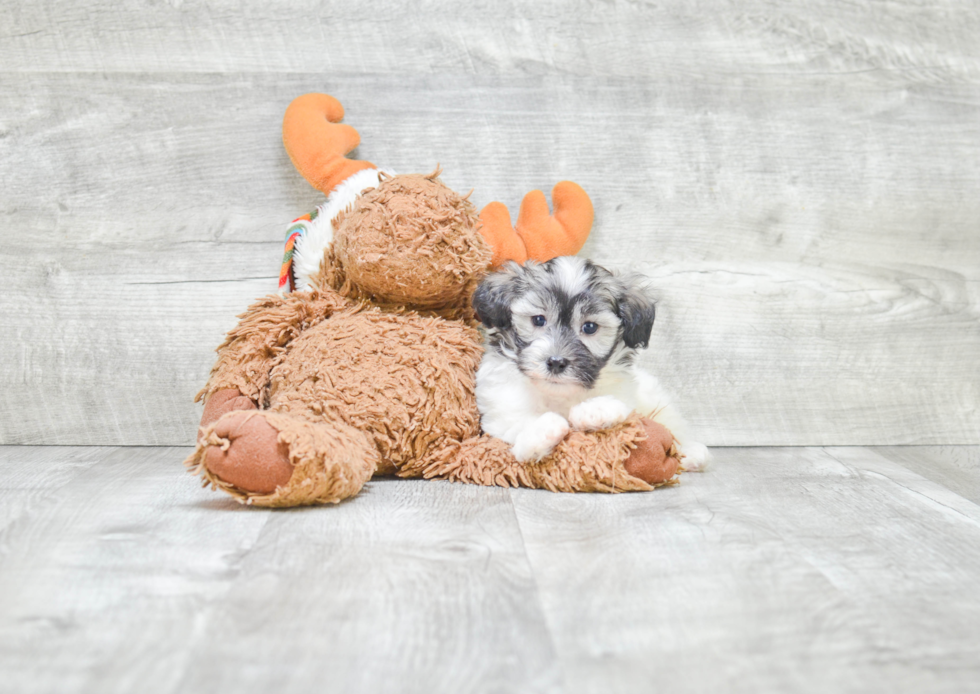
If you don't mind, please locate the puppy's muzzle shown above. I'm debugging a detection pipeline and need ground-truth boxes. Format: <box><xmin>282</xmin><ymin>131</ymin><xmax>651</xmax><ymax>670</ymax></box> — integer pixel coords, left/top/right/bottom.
<box><xmin>547</xmin><ymin>356</ymin><xmax>569</xmax><ymax>374</ymax></box>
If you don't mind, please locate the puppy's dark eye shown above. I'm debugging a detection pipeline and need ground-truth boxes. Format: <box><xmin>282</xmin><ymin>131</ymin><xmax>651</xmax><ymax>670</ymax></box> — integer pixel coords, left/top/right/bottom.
<box><xmin>531</xmin><ymin>315</ymin><xmax>547</xmax><ymax>327</ymax></box>
<box><xmin>582</xmin><ymin>321</ymin><xmax>598</xmax><ymax>335</ymax></box>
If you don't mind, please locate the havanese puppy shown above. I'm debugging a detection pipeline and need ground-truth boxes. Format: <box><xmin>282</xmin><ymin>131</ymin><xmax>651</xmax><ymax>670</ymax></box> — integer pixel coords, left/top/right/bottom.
<box><xmin>473</xmin><ymin>256</ymin><xmax>710</xmax><ymax>469</ymax></box>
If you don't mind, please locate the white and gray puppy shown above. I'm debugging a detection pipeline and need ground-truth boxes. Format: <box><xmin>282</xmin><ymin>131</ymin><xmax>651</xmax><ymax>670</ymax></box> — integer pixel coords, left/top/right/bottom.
<box><xmin>473</xmin><ymin>256</ymin><xmax>710</xmax><ymax>468</ymax></box>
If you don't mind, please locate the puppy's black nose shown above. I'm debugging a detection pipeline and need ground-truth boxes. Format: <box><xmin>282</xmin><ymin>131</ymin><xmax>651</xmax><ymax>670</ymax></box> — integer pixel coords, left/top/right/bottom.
<box><xmin>547</xmin><ymin>356</ymin><xmax>569</xmax><ymax>374</ymax></box>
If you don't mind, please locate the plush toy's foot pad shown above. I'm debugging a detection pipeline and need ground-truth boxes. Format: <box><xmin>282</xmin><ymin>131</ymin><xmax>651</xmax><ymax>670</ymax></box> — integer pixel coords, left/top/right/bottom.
<box><xmin>201</xmin><ymin>388</ymin><xmax>257</xmax><ymax>428</ymax></box>
<box><xmin>204</xmin><ymin>411</ymin><xmax>293</xmax><ymax>494</ymax></box>
<box><xmin>624</xmin><ymin>418</ymin><xmax>680</xmax><ymax>486</ymax></box>
<box><xmin>187</xmin><ymin>409</ymin><xmax>380</xmax><ymax>507</ymax></box>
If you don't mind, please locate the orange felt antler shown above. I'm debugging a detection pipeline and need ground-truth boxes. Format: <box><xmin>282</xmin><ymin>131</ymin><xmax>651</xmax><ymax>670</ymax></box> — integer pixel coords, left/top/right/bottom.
<box><xmin>479</xmin><ymin>181</ymin><xmax>594</xmax><ymax>267</ymax></box>
<box><xmin>282</xmin><ymin>93</ymin><xmax>376</xmax><ymax>196</ymax></box>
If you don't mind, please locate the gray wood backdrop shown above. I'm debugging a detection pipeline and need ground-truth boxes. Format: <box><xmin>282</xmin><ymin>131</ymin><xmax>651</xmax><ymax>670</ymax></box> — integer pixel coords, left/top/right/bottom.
<box><xmin>1</xmin><ymin>0</ymin><xmax>978</xmax><ymax>447</ymax></box>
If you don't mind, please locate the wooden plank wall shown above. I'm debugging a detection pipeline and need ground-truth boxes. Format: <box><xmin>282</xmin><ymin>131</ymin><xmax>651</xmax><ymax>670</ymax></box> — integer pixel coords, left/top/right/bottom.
<box><xmin>1</xmin><ymin>1</ymin><xmax>978</xmax><ymax>446</ymax></box>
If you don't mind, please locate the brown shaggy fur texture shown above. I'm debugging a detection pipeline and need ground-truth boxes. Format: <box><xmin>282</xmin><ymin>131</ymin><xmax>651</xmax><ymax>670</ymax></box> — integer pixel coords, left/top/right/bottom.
<box><xmin>196</xmin><ymin>410</ymin><xmax>378</xmax><ymax>507</ymax></box>
<box><xmin>405</xmin><ymin>414</ymin><xmax>678</xmax><ymax>493</ymax></box>
<box><xmin>185</xmin><ymin>173</ymin><xmax>680</xmax><ymax>506</ymax></box>
<box><xmin>318</xmin><ymin>171</ymin><xmax>490</xmax><ymax>322</ymax></box>
<box><xmin>267</xmin><ymin>307</ymin><xmax>484</xmax><ymax>474</ymax></box>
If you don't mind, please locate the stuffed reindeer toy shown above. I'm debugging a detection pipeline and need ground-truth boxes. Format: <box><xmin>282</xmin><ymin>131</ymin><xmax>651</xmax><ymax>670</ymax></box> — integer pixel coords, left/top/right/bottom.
<box><xmin>185</xmin><ymin>93</ymin><xmax>682</xmax><ymax>507</ymax></box>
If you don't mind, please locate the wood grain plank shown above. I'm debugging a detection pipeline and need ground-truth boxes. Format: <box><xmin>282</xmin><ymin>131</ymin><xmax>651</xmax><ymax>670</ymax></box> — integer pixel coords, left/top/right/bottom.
<box><xmin>510</xmin><ymin>447</ymin><xmax>980</xmax><ymax>693</ymax></box>
<box><xmin>0</xmin><ymin>446</ymin><xmax>273</xmax><ymax>694</ymax></box>
<box><xmin>5</xmin><ymin>72</ymin><xmax>979</xmax><ymax>255</ymax></box>
<box><xmin>0</xmin><ymin>445</ymin><xmax>119</xmax><ymax>534</ymax></box>
<box><xmin>173</xmin><ymin>480</ymin><xmax>560</xmax><ymax>694</ymax></box>
<box><xmin>873</xmin><ymin>445</ymin><xmax>980</xmax><ymax>504</ymax></box>
<box><xmin>5</xmin><ymin>445</ymin><xmax>980</xmax><ymax>692</ymax></box>
<box><xmin>0</xmin><ymin>446</ymin><xmax>559</xmax><ymax>694</ymax></box>
<box><xmin>1</xmin><ymin>0</ymin><xmax>978</xmax><ymax>78</ymax></box>
<box><xmin>2</xmin><ymin>72</ymin><xmax>977</xmax><ymax>445</ymax></box>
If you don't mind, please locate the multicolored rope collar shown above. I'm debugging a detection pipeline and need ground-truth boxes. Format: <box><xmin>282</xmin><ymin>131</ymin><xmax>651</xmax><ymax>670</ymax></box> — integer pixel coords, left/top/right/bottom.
<box><xmin>278</xmin><ymin>208</ymin><xmax>319</xmax><ymax>293</ymax></box>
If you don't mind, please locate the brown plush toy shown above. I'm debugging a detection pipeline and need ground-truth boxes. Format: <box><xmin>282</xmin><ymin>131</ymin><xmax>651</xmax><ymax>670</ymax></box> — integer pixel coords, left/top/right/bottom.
<box><xmin>184</xmin><ymin>93</ymin><xmax>682</xmax><ymax>507</ymax></box>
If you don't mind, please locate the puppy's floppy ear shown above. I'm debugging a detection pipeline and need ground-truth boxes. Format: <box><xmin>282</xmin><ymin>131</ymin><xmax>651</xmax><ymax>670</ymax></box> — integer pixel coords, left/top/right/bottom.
<box><xmin>473</xmin><ymin>262</ymin><xmax>524</xmax><ymax>329</ymax></box>
<box><xmin>617</xmin><ymin>281</ymin><xmax>656</xmax><ymax>348</ymax></box>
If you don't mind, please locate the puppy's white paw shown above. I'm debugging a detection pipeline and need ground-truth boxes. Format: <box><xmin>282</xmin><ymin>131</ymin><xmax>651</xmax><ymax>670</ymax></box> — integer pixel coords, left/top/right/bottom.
<box><xmin>568</xmin><ymin>396</ymin><xmax>633</xmax><ymax>432</ymax></box>
<box><xmin>680</xmin><ymin>442</ymin><xmax>711</xmax><ymax>472</ymax></box>
<box><xmin>511</xmin><ymin>412</ymin><xmax>570</xmax><ymax>463</ymax></box>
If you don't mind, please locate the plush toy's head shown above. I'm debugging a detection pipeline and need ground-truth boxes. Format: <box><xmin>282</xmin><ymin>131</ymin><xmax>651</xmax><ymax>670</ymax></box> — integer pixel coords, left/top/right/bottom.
<box><xmin>332</xmin><ymin>171</ymin><xmax>491</xmax><ymax>308</ymax></box>
<box><xmin>282</xmin><ymin>92</ymin><xmax>594</xmax><ymax>311</ymax></box>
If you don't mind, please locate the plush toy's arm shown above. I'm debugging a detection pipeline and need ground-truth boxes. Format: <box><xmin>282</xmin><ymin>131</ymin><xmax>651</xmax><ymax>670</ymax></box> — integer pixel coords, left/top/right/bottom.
<box><xmin>403</xmin><ymin>416</ymin><xmax>681</xmax><ymax>492</ymax></box>
<box><xmin>196</xmin><ymin>289</ymin><xmax>352</xmax><ymax>411</ymax></box>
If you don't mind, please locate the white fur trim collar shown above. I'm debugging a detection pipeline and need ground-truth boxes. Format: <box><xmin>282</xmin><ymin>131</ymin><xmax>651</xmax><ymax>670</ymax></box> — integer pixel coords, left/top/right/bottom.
<box><xmin>291</xmin><ymin>168</ymin><xmax>392</xmax><ymax>291</ymax></box>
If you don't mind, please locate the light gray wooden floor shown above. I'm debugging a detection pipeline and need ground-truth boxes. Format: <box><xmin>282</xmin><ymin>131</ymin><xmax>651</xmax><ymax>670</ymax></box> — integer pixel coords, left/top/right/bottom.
<box><xmin>2</xmin><ymin>445</ymin><xmax>978</xmax><ymax>694</ymax></box>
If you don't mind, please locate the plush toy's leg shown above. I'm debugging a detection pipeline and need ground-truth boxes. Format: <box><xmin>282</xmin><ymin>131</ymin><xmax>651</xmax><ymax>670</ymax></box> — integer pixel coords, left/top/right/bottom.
<box><xmin>196</xmin><ymin>289</ymin><xmax>351</xmax><ymax>408</ymax></box>
<box><xmin>185</xmin><ymin>410</ymin><xmax>380</xmax><ymax>507</ymax></box>
<box><xmin>406</xmin><ymin>415</ymin><xmax>680</xmax><ymax>493</ymax></box>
